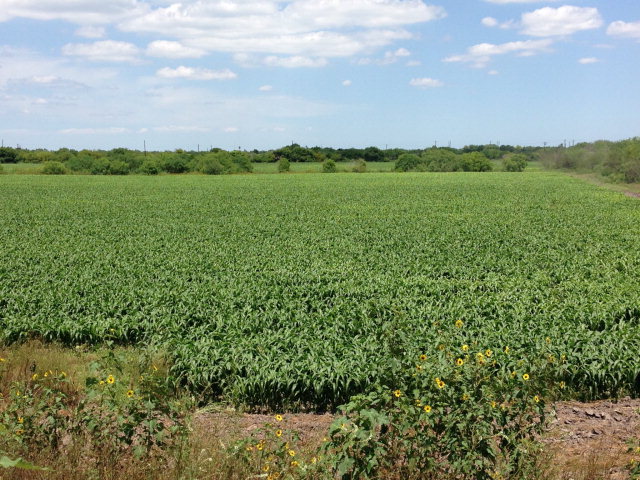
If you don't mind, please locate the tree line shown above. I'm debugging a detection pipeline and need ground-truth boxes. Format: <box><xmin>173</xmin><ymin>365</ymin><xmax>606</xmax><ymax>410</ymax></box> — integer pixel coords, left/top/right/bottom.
<box><xmin>0</xmin><ymin>143</ymin><xmax>538</xmax><ymax>175</ymax></box>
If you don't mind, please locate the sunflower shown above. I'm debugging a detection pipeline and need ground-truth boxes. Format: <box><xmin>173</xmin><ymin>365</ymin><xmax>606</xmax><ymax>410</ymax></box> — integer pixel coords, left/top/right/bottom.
<box><xmin>106</xmin><ymin>375</ymin><xmax>115</xmax><ymax>384</ymax></box>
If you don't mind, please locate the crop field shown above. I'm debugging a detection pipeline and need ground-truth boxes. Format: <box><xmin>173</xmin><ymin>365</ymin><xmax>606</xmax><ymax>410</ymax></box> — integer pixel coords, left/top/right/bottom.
<box><xmin>1</xmin><ymin>172</ymin><xmax>639</xmax><ymax>410</ymax></box>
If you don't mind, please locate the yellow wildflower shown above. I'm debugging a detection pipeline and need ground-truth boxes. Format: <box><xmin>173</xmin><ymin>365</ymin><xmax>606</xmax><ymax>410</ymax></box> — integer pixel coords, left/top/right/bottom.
<box><xmin>485</xmin><ymin>349</ymin><xmax>493</xmax><ymax>358</ymax></box>
<box><xmin>275</xmin><ymin>414</ymin><xmax>283</xmax><ymax>422</ymax></box>
<box><xmin>419</xmin><ymin>354</ymin><xmax>427</xmax><ymax>361</ymax></box>
<box><xmin>288</xmin><ymin>450</ymin><xmax>295</xmax><ymax>457</ymax></box>
<box><xmin>456</xmin><ymin>358</ymin><xmax>464</xmax><ymax>366</ymax></box>
<box><xmin>291</xmin><ymin>460</ymin><xmax>299</xmax><ymax>467</ymax></box>
<box><xmin>31</xmin><ymin>373</ymin><xmax>38</xmax><ymax>381</ymax></box>
<box><xmin>423</xmin><ymin>405</ymin><xmax>432</xmax><ymax>413</ymax></box>
<box><xmin>504</xmin><ymin>346</ymin><xmax>510</xmax><ymax>354</ymax></box>
<box><xmin>18</xmin><ymin>417</ymin><xmax>24</xmax><ymax>424</ymax></box>
<box><xmin>393</xmin><ymin>389</ymin><xmax>402</xmax><ymax>398</ymax></box>
<box><xmin>522</xmin><ymin>373</ymin><xmax>530</xmax><ymax>381</ymax></box>
<box><xmin>455</xmin><ymin>319</ymin><xmax>463</xmax><ymax>328</ymax></box>
<box><xmin>462</xmin><ymin>344</ymin><xmax>469</xmax><ymax>352</ymax></box>
<box><xmin>126</xmin><ymin>390</ymin><xmax>134</xmax><ymax>398</ymax></box>
<box><xmin>275</xmin><ymin>429</ymin><xmax>283</xmax><ymax>437</ymax></box>
<box><xmin>107</xmin><ymin>375</ymin><xmax>115</xmax><ymax>384</ymax></box>
<box><xmin>534</xmin><ymin>395</ymin><xmax>540</xmax><ymax>403</ymax></box>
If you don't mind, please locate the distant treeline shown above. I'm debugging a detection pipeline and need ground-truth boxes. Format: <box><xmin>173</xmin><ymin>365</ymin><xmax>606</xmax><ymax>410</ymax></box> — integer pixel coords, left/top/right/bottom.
<box><xmin>538</xmin><ymin>138</ymin><xmax>640</xmax><ymax>183</ymax></box>
<box><xmin>0</xmin><ymin>143</ymin><xmax>538</xmax><ymax>175</ymax></box>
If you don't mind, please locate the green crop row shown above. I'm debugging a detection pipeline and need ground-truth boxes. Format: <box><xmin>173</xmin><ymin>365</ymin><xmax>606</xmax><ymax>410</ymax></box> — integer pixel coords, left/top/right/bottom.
<box><xmin>1</xmin><ymin>173</ymin><xmax>639</xmax><ymax>410</ymax></box>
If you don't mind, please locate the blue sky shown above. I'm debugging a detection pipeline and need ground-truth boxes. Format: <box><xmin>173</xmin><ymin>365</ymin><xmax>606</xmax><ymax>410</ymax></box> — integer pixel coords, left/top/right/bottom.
<box><xmin>0</xmin><ymin>0</ymin><xmax>639</xmax><ymax>151</ymax></box>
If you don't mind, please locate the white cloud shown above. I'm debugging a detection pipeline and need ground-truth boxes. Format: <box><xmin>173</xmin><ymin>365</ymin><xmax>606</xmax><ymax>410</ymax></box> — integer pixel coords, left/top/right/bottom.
<box><xmin>62</xmin><ymin>40</ymin><xmax>141</xmax><ymax>63</ymax></box>
<box><xmin>488</xmin><ymin>70</ymin><xmax>499</xmax><ymax>75</ymax></box>
<box><xmin>223</xmin><ymin>127</ymin><xmax>239</xmax><ymax>133</ymax></box>
<box><xmin>342</xmin><ymin>79</ymin><xmax>352</xmax><ymax>87</ymax></box>
<box><xmin>607</xmin><ymin>20</ymin><xmax>640</xmax><ymax>40</ymax></box>
<box><xmin>444</xmin><ymin>39</ymin><xmax>554</xmax><ymax>68</ymax></box>
<box><xmin>409</xmin><ymin>77</ymin><xmax>443</xmax><ymax>88</ymax></box>
<box><xmin>521</xmin><ymin>6</ymin><xmax>603</xmax><ymax>37</ymax></box>
<box><xmin>154</xmin><ymin>125</ymin><xmax>209</xmax><ymax>133</ymax></box>
<box><xmin>156</xmin><ymin>66</ymin><xmax>237</xmax><ymax>80</ymax></box>
<box><xmin>75</xmin><ymin>25</ymin><xmax>106</xmax><ymax>38</ymax></box>
<box><xmin>0</xmin><ymin>0</ymin><xmax>148</xmax><ymax>24</ymax></box>
<box><xmin>482</xmin><ymin>17</ymin><xmax>498</xmax><ymax>27</ymax></box>
<box><xmin>485</xmin><ymin>0</ymin><xmax>559</xmax><ymax>3</ymax></box>
<box><xmin>578</xmin><ymin>57</ymin><xmax>599</xmax><ymax>64</ymax></box>
<box><xmin>146</xmin><ymin>40</ymin><xmax>206</xmax><ymax>59</ymax></box>
<box><xmin>59</xmin><ymin>127</ymin><xmax>129</xmax><ymax>135</ymax></box>
<box><xmin>117</xmin><ymin>1</ymin><xmax>445</xmax><ymax>59</ymax></box>
<box><xmin>258</xmin><ymin>85</ymin><xmax>273</xmax><ymax>91</ymax></box>
<box><xmin>357</xmin><ymin>47</ymin><xmax>411</xmax><ymax>65</ymax></box>
<box><xmin>263</xmin><ymin>56</ymin><xmax>328</xmax><ymax>68</ymax></box>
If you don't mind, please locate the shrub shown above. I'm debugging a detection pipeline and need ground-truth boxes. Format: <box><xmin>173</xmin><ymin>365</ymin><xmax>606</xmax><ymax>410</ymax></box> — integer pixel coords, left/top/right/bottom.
<box><xmin>395</xmin><ymin>153</ymin><xmax>422</xmax><ymax>172</ymax></box>
<box><xmin>352</xmin><ymin>159</ymin><xmax>367</xmax><ymax>173</ymax></box>
<box><xmin>163</xmin><ymin>154</ymin><xmax>190</xmax><ymax>174</ymax></box>
<box><xmin>41</xmin><ymin>161</ymin><xmax>67</xmax><ymax>175</ymax></box>
<box><xmin>0</xmin><ymin>147</ymin><xmax>19</xmax><ymax>163</ymax></box>
<box><xmin>139</xmin><ymin>159</ymin><xmax>162</xmax><ymax>175</ymax></box>
<box><xmin>108</xmin><ymin>160</ymin><xmax>130</xmax><ymax>175</ymax></box>
<box><xmin>322</xmin><ymin>158</ymin><xmax>337</xmax><ymax>173</ymax></box>
<box><xmin>461</xmin><ymin>152</ymin><xmax>493</xmax><ymax>172</ymax></box>
<box><xmin>503</xmin><ymin>154</ymin><xmax>528</xmax><ymax>172</ymax></box>
<box><xmin>325</xmin><ymin>342</ymin><xmax>553</xmax><ymax>480</ymax></box>
<box><xmin>278</xmin><ymin>157</ymin><xmax>290</xmax><ymax>173</ymax></box>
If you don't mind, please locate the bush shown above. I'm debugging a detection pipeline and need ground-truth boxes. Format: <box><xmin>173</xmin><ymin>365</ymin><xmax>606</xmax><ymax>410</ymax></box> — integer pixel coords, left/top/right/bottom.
<box><xmin>324</xmin><ymin>338</ymin><xmax>555</xmax><ymax>480</ymax></box>
<box><xmin>322</xmin><ymin>158</ymin><xmax>337</xmax><ymax>173</ymax></box>
<box><xmin>503</xmin><ymin>154</ymin><xmax>528</xmax><ymax>172</ymax></box>
<box><xmin>163</xmin><ymin>154</ymin><xmax>190</xmax><ymax>174</ymax></box>
<box><xmin>108</xmin><ymin>160</ymin><xmax>130</xmax><ymax>175</ymax></box>
<box><xmin>0</xmin><ymin>147</ymin><xmax>19</xmax><ymax>163</ymax></box>
<box><xmin>41</xmin><ymin>161</ymin><xmax>67</xmax><ymax>175</ymax></box>
<box><xmin>352</xmin><ymin>159</ymin><xmax>367</xmax><ymax>173</ymax></box>
<box><xmin>198</xmin><ymin>156</ymin><xmax>224</xmax><ymax>175</ymax></box>
<box><xmin>139</xmin><ymin>159</ymin><xmax>162</xmax><ymax>175</ymax></box>
<box><xmin>277</xmin><ymin>157</ymin><xmax>290</xmax><ymax>173</ymax></box>
<box><xmin>461</xmin><ymin>152</ymin><xmax>493</xmax><ymax>172</ymax></box>
<box><xmin>395</xmin><ymin>153</ymin><xmax>422</xmax><ymax>172</ymax></box>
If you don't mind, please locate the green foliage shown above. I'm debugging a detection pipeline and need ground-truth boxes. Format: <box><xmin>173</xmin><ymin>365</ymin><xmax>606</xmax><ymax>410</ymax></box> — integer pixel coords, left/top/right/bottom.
<box><xmin>422</xmin><ymin>148</ymin><xmax>460</xmax><ymax>172</ymax></box>
<box><xmin>325</xmin><ymin>341</ymin><xmax>552</xmax><ymax>479</ymax></box>
<box><xmin>503</xmin><ymin>154</ymin><xmax>528</xmax><ymax>172</ymax></box>
<box><xmin>629</xmin><ymin>436</ymin><xmax>640</xmax><ymax>479</ymax></box>
<box><xmin>0</xmin><ymin>456</ymin><xmax>49</xmax><ymax>471</ymax></box>
<box><xmin>163</xmin><ymin>152</ymin><xmax>191</xmax><ymax>174</ymax></box>
<box><xmin>41</xmin><ymin>161</ymin><xmax>67</xmax><ymax>175</ymax></box>
<box><xmin>0</xmin><ymin>174</ymin><xmax>639</xmax><ymax>409</ymax></box>
<box><xmin>395</xmin><ymin>153</ymin><xmax>421</xmax><ymax>172</ymax></box>
<box><xmin>139</xmin><ymin>158</ymin><xmax>162</xmax><ymax>175</ymax></box>
<box><xmin>274</xmin><ymin>144</ymin><xmax>316</xmax><ymax>163</ymax></box>
<box><xmin>0</xmin><ymin>147</ymin><xmax>19</xmax><ymax>163</ymax></box>
<box><xmin>0</xmin><ymin>351</ymin><xmax>189</xmax><ymax>464</ymax></box>
<box><xmin>322</xmin><ymin>158</ymin><xmax>337</xmax><ymax>173</ymax></box>
<box><xmin>352</xmin><ymin>159</ymin><xmax>367</xmax><ymax>173</ymax></box>
<box><xmin>461</xmin><ymin>152</ymin><xmax>493</xmax><ymax>172</ymax></box>
<box><xmin>540</xmin><ymin>138</ymin><xmax>640</xmax><ymax>183</ymax></box>
<box><xmin>363</xmin><ymin>147</ymin><xmax>384</xmax><ymax>163</ymax></box>
<box><xmin>278</xmin><ymin>156</ymin><xmax>291</xmax><ymax>173</ymax></box>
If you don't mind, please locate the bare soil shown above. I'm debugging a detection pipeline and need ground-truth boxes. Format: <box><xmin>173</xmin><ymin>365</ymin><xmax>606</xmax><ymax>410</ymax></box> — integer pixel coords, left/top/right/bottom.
<box><xmin>195</xmin><ymin>399</ymin><xmax>640</xmax><ymax>479</ymax></box>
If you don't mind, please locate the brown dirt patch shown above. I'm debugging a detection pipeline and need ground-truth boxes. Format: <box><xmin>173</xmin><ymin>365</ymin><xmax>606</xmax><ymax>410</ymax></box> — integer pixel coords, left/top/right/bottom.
<box><xmin>194</xmin><ymin>399</ymin><xmax>640</xmax><ymax>479</ymax></box>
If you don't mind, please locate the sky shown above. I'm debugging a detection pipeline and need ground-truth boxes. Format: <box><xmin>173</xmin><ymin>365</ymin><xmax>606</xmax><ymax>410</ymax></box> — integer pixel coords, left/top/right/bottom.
<box><xmin>0</xmin><ymin>0</ymin><xmax>639</xmax><ymax>151</ymax></box>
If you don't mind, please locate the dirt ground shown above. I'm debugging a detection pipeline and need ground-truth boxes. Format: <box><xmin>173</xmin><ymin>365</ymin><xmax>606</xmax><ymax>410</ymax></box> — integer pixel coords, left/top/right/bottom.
<box><xmin>196</xmin><ymin>398</ymin><xmax>640</xmax><ymax>479</ymax></box>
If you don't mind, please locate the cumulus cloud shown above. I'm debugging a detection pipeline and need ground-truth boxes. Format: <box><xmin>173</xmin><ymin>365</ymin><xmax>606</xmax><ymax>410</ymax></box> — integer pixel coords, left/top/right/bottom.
<box><xmin>117</xmin><ymin>0</ymin><xmax>445</xmax><ymax>58</ymax></box>
<box><xmin>607</xmin><ymin>20</ymin><xmax>640</xmax><ymax>40</ymax></box>
<box><xmin>59</xmin><ymin>127</ymin><xmax>129</xmax><ymax>135</ymax></box>
<box><xmin>409</xmin><ymin>77</ymin><xmax>443</xmax><ymax>88</ymax></box>
<box><xmin>62</xmin><ymin>40</ymin><xmax>141</xmax><ymax>63</ymax></box>
<box><xmin>482</xmin><ymin>17</ymin><xmax>498</xmax><ymax>27</ymax></box>
<box><xmin>485</xmin><ymin>0</ymin><xmax>560</xmax><ymax>3</ymax></box>
<box><xmin>521</xmin><ymin>6</ymin><xmax>603</xmax><ymax>37</ymax></box>
<box><xmin>146</xmin><ymin>40</ymin><xmax>206</xmax><ymax>59</ymax></box>
<box><xmin>0</xmin><ymin>0</ymin><xmax>148</xmax><ymax>24</ymax></box>
<box><xmin>75</xmin><ymin>25</ymin><xmax>106</xmax><ymax>38</ymax></box>
<box><xmin>578</xmin><ymin>57</ymin><xmax>599</xmax><ymax>64</ymax></box>
<box><xmin>156</xmin><ymin>66</ymin><xmax>237</xmax><ymax>80</ymax></box>
<box><xmin>263</xmin><ymin>56</ymin><xmax>328</xmax><ymax>68</ymax></box>
<box><xmin>444</xmin><ymin>39</ymin><xmax>554</xmax><ymax>68</ymax></box>
<box><xmin>342</xmin><ymin>79</ymin><xmax>352</xmax><ymax>87</ymax></box>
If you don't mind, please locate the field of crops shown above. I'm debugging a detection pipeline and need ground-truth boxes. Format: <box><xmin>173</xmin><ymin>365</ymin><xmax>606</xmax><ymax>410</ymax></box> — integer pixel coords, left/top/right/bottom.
<box><xmin>1</xmin><ymin>172</ymin><xmax>639</xmax><ymax>410</ymax></box>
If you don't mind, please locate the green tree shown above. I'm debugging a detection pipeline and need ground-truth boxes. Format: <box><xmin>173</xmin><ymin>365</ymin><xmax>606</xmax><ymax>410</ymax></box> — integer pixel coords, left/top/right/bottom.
<box><xmin>502</xmin><ymin>154</ymin><xmax>528</xmax><ymax>172</ymax></box>
<box><xmin>41</xmin><ymin>161</ymin><xmax>67</xmax><ymax>175</ymax></box>
<box><xmin>278</xmin><ymin>156</ymin><xmax>290</xmax><ymax>172</ymax></box>
<box><xmin>0</xmin><ymin>147</ymin><xmax>19</xmax><ymax>163</ymax></box>
<box><xmin>322</xmin><ymin>158</ymin><xmax>337</xmax><ymax>173</ymax></box>
<box><xmin>363</xmin><ymin>146</ymin><xmax>384</xmax><ymax>163</ymax></box>
<box><xmin>395</xmin><ymin>153</ymin><xmax>422</xmax><ymax>172</ymax></box>
<box><xmin>461</xmin><ymin>152</ymin><xmax>492</xmax><ymax>172</ymax></box>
